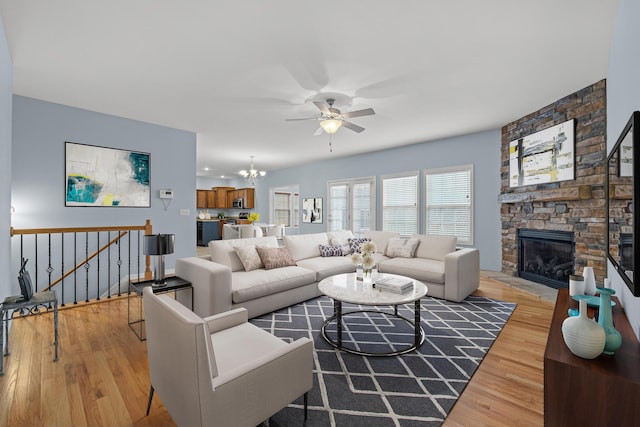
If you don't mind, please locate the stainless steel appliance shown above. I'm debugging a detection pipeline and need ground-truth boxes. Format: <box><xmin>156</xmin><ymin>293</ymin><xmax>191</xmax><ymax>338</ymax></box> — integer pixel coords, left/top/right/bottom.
<box><xmin>232</xmin><ymin>198</ymin><xmax>244</xmax><ymax>208</ymax></box>
<box><xmin>238</xmin><ymin>212</ymin><xmax>249</xmax><ymax>219</ymax></box>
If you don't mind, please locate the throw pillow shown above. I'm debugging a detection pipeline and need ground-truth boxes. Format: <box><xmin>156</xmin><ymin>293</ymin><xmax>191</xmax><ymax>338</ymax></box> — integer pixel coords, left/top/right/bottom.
<box><xmin>348</xmin><ymin>237</ymin><xmax>371</xmax><ymax>254</ymax></box>
<box><xmin>319</xmin><ymin>244</ymin><xmax>343</xmax><ymax>257</ymax></box>
<box><xmin>385</xmin><ymin>238</ymin><xmax>421</xmax><ymax>258</ymax></box>
<box><xmin>330</xmin><ymin>238</ymin><xmax>352</xmax><ymax>255</ymax></box>
<box><xmin>256</xmin><ymin>246</ymin><xmax>297</xmax><ymax>270</ymax></box>
<box><xmin>233</xmin><ymin>245</ymin><xmax>264</xmax><ymax>272</ymax></box>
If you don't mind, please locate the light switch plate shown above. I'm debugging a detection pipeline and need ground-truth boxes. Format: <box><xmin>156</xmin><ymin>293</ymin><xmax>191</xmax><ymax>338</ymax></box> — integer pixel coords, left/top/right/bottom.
<box><xmin>180</xmin><ymin>209</ymin><xmax>190</xmax><ymax>216</ymax></box>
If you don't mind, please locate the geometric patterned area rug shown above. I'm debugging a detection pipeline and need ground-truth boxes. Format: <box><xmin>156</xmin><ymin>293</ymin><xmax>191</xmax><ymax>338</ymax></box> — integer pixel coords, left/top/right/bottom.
<box><xmin>250</xmin><ymin>295</ymin><xmax>516</xmax><ymax>426</ymax></box>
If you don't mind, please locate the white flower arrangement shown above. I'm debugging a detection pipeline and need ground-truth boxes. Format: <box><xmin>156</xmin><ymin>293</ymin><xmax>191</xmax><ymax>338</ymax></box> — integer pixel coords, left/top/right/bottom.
<box><xmin>351</xmin><ymin>240</ymin><xmax>377</xmax><ymax>275</ymax></box>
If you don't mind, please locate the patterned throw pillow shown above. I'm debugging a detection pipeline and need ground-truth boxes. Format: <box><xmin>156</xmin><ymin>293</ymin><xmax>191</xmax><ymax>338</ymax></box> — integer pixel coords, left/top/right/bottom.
<box><xmin>319</xmin><ymin>244</ymin><xmax>343</xmax><ymax>257</ymax></box>
<box><xmin>348</xmin><ymin>237</ymin><xmax>371</xmax><ymax>254</ymax></box>
<box><xmin>385</xmin><ymin>238</ymin><xmax>421</xmax><ymax>258</ymax></box>
<box><xmin>256</xmin><ymin>246</ymin><xmax>297</xmax><ymax>270</ymax></box>
<box><xmin>233</xmin><ymin>245</ymin><xmax>264</xmax><ymax>271</ymax></box>
<box><xmin>330</xmin><ymin>238</ymin><xmax>352</xmax><ymax>255</ymax></box>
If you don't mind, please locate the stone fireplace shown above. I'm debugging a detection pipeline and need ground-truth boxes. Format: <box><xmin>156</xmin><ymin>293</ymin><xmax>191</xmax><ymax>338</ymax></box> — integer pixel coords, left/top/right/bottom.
<box><xmin>500</xmin><ymin>80</ymin><xmax>607</xmax><ymax>286</ymax></box>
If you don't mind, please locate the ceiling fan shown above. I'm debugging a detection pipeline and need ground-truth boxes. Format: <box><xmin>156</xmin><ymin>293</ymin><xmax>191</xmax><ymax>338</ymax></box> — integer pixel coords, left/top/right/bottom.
<box><xmin>286</xmin><ymin>98</ymin><xmax>375</xmax><ymax>135</ymax></box>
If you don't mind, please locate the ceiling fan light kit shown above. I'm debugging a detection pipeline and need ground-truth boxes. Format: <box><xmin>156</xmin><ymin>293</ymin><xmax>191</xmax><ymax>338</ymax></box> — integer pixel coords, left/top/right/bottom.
<box><xmin>320</xmin><ymin>118</ymin><xmax>342</xmax><ymax>134</ymax></box>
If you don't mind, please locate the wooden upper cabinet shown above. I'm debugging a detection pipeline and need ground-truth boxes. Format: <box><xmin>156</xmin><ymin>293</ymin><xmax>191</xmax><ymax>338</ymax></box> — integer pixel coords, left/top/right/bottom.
<box><xmin>196</xmin><ymin>190</ymin><xmax>208</xmax><ymax>208</ymax></box>
<box><xmin>206</xmin><ymin>191</ymin><xmax>216</xmax><ymax>208</ymax></box>
<box><xmin>238</xmin><ymin>188</ymin><xmax>255</xmax><ymax>208</ymax></box>
<box><xmin>213</xmin><ymin>187</ymin><xmax>235</xmax><ymax>209</ymax></box>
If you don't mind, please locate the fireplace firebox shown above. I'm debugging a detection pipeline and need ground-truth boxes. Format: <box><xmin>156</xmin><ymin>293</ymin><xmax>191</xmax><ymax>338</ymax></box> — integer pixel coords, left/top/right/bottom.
<box><xmin>518</xmin><ymin>229</ymin><xmax>575</xmax><ymax>289</ymax></box>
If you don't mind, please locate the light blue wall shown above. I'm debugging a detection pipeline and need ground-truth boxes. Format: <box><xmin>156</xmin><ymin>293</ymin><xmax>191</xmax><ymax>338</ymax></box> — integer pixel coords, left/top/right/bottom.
<box><xmin>607</xmin><ymin>0</ymin><xmax>640</xmax><ymax>337</ymax></box>
<box><xmin>0</xmin><ymin>15</ymin><xmax>12</xmax><ymax>299</ymax></box>
<box><xmin>10</xmin><ymin>96</ymin><xmax>197</xmax><ymax>289</ymax></box>
<box><xmin>257</xmin><ymin>129</ymin><xmax>502</xmax><ymax>270</ymax></box>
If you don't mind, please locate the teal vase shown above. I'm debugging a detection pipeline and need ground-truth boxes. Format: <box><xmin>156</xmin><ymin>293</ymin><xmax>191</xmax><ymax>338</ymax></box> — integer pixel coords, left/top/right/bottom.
<box><xmin>596</xmin><ymin>287</ymin><xmax>622</xmax><ymax>355</ymax></box>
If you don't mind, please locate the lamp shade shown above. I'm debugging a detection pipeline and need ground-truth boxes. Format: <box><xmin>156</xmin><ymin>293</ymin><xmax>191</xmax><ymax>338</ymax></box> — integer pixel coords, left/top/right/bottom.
<box><xmin>320</xmin><ymin>119</ymin><xmax>342</xmax><ymax>134</ymax></box>
<box><xmin>144</xmin><ymin>234</ymin><xmax>175</xmax><ymax>256</ymax></box>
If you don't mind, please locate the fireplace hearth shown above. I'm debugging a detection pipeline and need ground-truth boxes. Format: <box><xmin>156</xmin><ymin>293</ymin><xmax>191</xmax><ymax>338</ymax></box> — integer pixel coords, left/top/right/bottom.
<box><xmin>518</xmin><ymin>229</ymin><xmax>575</xmax><ymax>289</ymax></box>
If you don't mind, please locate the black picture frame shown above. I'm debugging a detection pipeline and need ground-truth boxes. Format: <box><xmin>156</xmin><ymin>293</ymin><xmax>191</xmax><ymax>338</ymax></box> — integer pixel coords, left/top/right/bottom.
<box><xmin>606</xmin><ymin>111</ymin><xmax>640</xmax><ymax>296</ymax></box>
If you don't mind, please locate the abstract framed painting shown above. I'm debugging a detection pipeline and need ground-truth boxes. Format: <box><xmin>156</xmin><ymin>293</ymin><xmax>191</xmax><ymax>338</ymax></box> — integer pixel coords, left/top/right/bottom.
<box><xmin>302</xmin><ymin>197</ymin><xmax>323</xmax><ymax>223</ymax></box>
<box><xmin>65</xmin><ymin>142</ymin><xmax>150</xmax><ymax>207</ymax></box>
<box><xmin>509</xmin><ymin>119</ymin><xmax>575</xmax><ymax>187</ymax></box>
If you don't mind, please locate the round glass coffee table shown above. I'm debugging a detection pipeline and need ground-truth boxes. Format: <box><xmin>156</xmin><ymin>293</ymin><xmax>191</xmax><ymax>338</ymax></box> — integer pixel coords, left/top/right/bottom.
<box><xmin>318</xmin><ymin>273</ymin><xmax>427</xmax><ymax>357</ymax></box>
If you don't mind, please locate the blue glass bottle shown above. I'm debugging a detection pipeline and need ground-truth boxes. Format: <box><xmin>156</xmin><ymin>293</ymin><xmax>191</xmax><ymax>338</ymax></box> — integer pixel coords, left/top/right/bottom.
<box><xmin>596</xmin><ymin>287</ymin><xmax>622</xmax><ymax>355</ymax></box>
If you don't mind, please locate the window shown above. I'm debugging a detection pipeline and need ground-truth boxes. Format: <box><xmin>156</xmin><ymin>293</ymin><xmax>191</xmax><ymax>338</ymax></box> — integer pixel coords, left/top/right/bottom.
<box><xmin>328</xmin><ymin>178</ymin><xmax>375</xmax><ymax>235</ymax></box>
<box><xmin>382</xmin><ymin>172</ymin><xmax>418</xmax><ymax>236</ymax></box>
<box><xmin>272</xmin><ymin>189</ymin><xmax>299</xmax><ymax>228</ymax></box>
<box><xmin>425</xmin><ymin>165</ymin><xmax>473</xmax><ymax>245</ymax></box>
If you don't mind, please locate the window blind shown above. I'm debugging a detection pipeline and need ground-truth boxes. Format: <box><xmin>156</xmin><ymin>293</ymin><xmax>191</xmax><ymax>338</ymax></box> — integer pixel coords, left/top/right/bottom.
<box><xmin>425</xmin><ymin>166</ymin><xmax>472</xmax><ymax>244</ymax></box>
<box><xmin>383</xmin><ymin>173</ymin><xmax>418</xmax><ymax>235</ymax></box>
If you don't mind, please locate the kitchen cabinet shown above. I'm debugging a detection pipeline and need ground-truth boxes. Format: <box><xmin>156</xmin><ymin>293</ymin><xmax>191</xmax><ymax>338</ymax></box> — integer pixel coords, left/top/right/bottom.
<box><xmin>196</xmin><ymin>189</ymin><xmax>217</xmax><ymax>209</ymax></box>
<box><xmin>197</xmin><ymin>220</ymin><xmax>220</xmax><ymax>246</ymax></box>
<box><xmin>227</xmin><ymin>188</ymin><xmax>255</xmax><ymax>209</ymax></box>
<box><xmin>214</xmin><ymin>187</ymin><xmax>235</xmax><ymax>209</ymax></box>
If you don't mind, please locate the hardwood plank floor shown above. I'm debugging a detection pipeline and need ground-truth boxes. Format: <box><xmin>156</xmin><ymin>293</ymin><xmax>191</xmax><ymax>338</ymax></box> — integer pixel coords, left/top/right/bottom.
<box><xmin>0</xmin><ymin>276</ymin><xmax>554</xmax><ymax>427</ymax></box>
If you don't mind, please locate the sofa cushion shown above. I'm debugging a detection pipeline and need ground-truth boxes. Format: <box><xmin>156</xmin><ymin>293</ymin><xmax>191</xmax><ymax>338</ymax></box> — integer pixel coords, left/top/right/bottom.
<box><xmin>295</xmin><ymin>256</ymin><xmax>356</xmax><ymax>281</ymax></box>
<box><xmin>209</xmin><ymin>236</ymin><xmax>279</xmax><ymax>272</ymax></box>
<box><xmin>283</xmin><ymin>233</ymin><xmax>329</xmax><ymax>261</ymax></box>
<box><xmin>347</xmin><ymin>237</ymin><xmax>370</xmax><ymax>254</ymax></box>
<box><xmin>256</xmin><ymin>246</ymin><xmax>297</xmax><ymax>270</ymax></box>
<box><xmin>411</xmin><ymin>234</ymin><xmax>457</xmax><ymax>261</ymax></box>
<box><xmin>379</xmin><ymin>257</ymin><xmax>445</xmax><ymax>284</ymax></box>
<box><xmin>231</xmin><ymin>266</ymin><xmax>317</xmax><ymax>303</ymax></box>
<box><xmin>329</xmin><ymin>238</ymin><xmax>351</xmax><ymax>255</ymax></box>
<box><xmin>233</xmin><ymin>245</ymin><xmax>264</xmax><ymax>271</ymax></box>
<box><xmin>364</xmin><ymin>230</ymin><xmax>401</xmax><ymax>255</ymax></box>
<box><xmin>319</xmin><ymin>244</ymin><xmax>343</xmax><ymax>257</ymax></box>
<box><xmin>386</xmin><ymin>238</ymin><xmax>420</xmax><ymax>258</ymax></box>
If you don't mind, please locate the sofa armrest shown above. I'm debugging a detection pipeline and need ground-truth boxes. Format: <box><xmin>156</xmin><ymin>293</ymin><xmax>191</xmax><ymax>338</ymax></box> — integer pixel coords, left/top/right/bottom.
<box><xmin>204</xmin><ymin>308</ymin><xmax>248</xmax><ymax>333</ymax></box>
<box><xmin>175</xmin><ymin>257</ymin><xmax>233</xmax><ymax>317</ymax></box>
<box><xmin>444</xmin><ymin>248</ymin><xmax>480</xmax><ymax>302</ymax></box>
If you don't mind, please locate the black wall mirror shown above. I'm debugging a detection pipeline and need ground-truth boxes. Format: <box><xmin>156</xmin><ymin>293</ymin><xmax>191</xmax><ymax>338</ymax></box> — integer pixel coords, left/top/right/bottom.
<box><xmin>607</xmin><ymin>111</ymin><xmax>640</xmax><ymax>296</ymax></box>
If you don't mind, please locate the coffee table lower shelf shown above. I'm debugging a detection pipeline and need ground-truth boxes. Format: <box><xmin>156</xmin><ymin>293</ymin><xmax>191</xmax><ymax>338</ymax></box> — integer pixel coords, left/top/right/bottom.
<box><xmin>321</xmin><ymin>300</ymin><xmax>426</xmax><ymax>357</ymax></box>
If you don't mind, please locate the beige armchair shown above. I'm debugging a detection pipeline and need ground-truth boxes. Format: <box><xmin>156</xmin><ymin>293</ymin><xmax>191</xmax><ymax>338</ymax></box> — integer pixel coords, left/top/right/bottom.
<box><xmin>143</xmin><ymin>287</ymin><xmax>313</xmax><ymax>427</ymax></box>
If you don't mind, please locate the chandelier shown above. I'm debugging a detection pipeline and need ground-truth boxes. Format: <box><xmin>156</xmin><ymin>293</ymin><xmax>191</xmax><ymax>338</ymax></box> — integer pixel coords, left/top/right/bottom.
<box><xmin>238</xmin><ymin>155</ymin><xmax>266</xmax><ymax>186</ymax></box>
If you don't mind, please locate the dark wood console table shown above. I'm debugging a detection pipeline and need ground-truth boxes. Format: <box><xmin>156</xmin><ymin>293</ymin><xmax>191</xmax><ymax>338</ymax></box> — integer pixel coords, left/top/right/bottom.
<box><xmin>544</xmin><ymin>289</ymin><xmax>640</xmax><ymax>426</ymax></box>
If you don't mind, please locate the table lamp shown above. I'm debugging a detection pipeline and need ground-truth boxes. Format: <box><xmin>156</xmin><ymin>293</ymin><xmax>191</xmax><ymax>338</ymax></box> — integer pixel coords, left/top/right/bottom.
<box><xmin>144</xmin><ymin>234</ymin><xmax>175</xmax><ymax>286</ymax></box>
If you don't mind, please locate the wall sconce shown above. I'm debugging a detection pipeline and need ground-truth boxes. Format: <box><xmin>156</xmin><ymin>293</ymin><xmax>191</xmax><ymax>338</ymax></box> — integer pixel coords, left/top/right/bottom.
<box><xmin>143</xmin><ymin>234</ymin><xmax>175</xmax><ymax>286</ymax></box>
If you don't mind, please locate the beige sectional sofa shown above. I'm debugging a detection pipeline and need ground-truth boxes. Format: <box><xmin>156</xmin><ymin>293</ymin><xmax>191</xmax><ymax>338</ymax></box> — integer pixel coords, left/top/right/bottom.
<box><xmin>175</xmin><ymin>230</ymin><xmax>480</xmax><ymax>319</ymax></box>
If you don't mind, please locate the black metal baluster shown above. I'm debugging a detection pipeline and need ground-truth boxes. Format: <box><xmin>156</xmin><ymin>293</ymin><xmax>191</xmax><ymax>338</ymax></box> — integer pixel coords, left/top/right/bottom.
<box><xmin>107</xmin><ymin>231</ymin><xmax>112</xmax><ymax>299</ymax></box>
<box><xmin>73</xmin><ymin>232</ymin><xmax>78</xmax><ymax>305</ymax></box>
<box><xmin>34</xmin><ymin>234</ymin><xmax>38</xmax><ymax>292</ymax></box>
<box><xmin>47</xmin><ymin>234</ymin><xmax>53</xmax><ymax>287</ymax></box>
<box><xmin>96</xmin><ymin>231</ymin><xmax>100</xmax><ymax>301</ymax></box>
<box><xmin>117</xmin><ymin>231</ymin><xmax>122</xmax><ymax>296</ymax></box>
<box><xmin>61</xmin><ymin>233</ymin><xmax>65</xmax><ymax>307</ymax></box>
<box><xmin>84</xmin><ymin>232</ymin><xmax>89</xmax><ymax>302</ymax></box>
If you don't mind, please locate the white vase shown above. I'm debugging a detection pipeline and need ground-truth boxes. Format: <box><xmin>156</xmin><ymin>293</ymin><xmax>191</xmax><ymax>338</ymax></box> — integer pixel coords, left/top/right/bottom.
<box><xmin>562</xmin><ymin>299</ymin><xmax>606</xmax><ymax>359</ymax></box>
<box><xmin>569</xmin><ymin>275</ymin><xmax>585</xmax><ymax>296</ymax></box>
<box><xmin>582</xmin><ymin>266</ymin><xmax>596</xmax><ymax>295</ymax></box>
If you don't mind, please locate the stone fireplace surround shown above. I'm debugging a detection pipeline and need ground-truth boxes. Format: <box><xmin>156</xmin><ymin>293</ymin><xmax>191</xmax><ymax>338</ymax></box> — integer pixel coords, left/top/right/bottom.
<box><xmin>500</xmin><ymin>80</ymin><xmax>607</xmax><ymax>285</ymax></box>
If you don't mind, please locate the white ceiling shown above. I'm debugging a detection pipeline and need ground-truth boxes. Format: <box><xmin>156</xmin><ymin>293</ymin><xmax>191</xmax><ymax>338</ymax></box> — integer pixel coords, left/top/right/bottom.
<box><xmin>0</xmin><ymin>0</ymin><xmax>619</xmax><ymax>178</ymax></box>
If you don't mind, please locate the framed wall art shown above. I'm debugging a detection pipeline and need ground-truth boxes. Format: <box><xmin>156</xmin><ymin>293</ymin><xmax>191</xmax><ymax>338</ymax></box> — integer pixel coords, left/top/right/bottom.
<box><xmin>65</xmin><ymin>142</ymin><xmax>150</xmax><ymax>207</ymax></box>
<box><xmin>509</xmin><ymin>119</ymin><xmax>575</xmax><ymax>187</ymax></box>
<box><xmin>302</xmin><ymin>197</ymin><xmax>322</xmax><ymax>223</ymax></box>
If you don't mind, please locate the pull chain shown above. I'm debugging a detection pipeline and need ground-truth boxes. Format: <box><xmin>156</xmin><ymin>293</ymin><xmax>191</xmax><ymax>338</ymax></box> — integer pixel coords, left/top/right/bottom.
<box><xmin>329</xmin><ymin>133</ymin><xmax>333</xmax><ymax>153</ymax></box>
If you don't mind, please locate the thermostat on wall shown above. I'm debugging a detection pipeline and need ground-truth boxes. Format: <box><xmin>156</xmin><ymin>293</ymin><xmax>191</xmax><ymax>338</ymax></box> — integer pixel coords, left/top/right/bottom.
<box><xmin>159</xmin><ymin>189</ymin><xmax>174</xmax><ymax>199</ymax></box>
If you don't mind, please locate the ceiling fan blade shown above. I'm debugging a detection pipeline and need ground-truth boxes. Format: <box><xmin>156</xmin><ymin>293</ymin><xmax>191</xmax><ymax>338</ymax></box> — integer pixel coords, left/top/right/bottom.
<box><xmin>341</xmin><ymin>108</ymin><xmax>375</xmax><ymax>119</ymax></box>
<box><xmin>313</xmin><ymin>101</ymin><xmax>330</xmax><ymax>115</ymax></box>
<box><xmin>342</xmin><ymin>120</ymin><xmax>365</xmax><ymax>133</ymax></box>
<box><xmin>285</xmin><ymin>117</ymin><xmax>320</xmax><ymax>121</ymax></box>
<box><xmin>313</xmin><ymin>127</ymin><xmax>324</xmax><ymax>136</ymax></box>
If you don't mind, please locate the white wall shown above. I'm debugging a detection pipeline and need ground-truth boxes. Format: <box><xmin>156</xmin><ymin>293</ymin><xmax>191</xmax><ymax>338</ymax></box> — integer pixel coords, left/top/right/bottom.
<box><xmin>257</xmin><ymin>129</ymin><xmax>502</xmax><ymax>270</ymax></box>
<box><xmin>607</xmin><ymin>0</ymin><xmax>640</xmax><ymax>338</ymax></box>
<box><xmin>10</xmin><ymin>96</ymin><xmax>197</xmax><ymax>295</ymax></box>
<box><xmin>0</xmin><ymin>14</ymin><xmax>12</xmax><ymax>299</ymax></box>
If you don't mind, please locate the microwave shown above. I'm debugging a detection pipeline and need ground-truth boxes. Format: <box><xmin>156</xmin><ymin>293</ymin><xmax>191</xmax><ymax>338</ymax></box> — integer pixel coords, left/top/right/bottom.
<box><xmin>232</xmin><ymin>198</ymin><xmax>244</xmax><ymax>208</ymax></box>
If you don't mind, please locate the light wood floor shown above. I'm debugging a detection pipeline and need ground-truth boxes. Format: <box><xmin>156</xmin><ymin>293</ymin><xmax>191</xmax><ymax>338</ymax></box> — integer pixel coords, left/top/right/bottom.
<box><xmin>0</xmin><ymin>276</ymin><xmax>554</xmax><ymax>427</ymax></box>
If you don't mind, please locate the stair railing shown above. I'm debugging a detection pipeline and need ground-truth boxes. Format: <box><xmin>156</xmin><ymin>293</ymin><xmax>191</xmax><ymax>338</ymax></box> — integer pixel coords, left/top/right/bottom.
<box><xmin>10</xmin><ymin>220</ymin><xmax>153</xmax><ymax>306</ymax></box>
